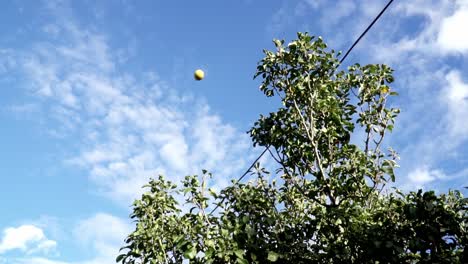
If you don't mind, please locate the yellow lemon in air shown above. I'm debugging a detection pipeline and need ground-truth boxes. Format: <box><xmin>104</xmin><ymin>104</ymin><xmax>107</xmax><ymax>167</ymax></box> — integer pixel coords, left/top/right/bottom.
<box><xmin>194</xmin><ymin>69</ymin><xmax>204</xmax><ymax>81</ymax></box>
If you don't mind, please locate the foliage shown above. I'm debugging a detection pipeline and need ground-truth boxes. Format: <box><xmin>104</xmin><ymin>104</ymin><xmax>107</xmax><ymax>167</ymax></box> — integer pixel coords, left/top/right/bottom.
<box><xmin>117</xmin><ymin>32</ymin><xmax>467</xmax><ymax>264</ymax></box>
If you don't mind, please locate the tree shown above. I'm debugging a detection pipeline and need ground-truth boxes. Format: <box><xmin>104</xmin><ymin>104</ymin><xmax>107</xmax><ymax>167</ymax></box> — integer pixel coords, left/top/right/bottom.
<box><xmin>116</xmin><ymin>32</ymin><xmax>467</xmax><ymax>264</ymax></box>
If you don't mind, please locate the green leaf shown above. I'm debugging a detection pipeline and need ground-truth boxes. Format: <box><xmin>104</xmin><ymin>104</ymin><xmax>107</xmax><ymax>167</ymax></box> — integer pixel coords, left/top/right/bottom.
<box><xmin>234</xmin><ymin>249</ymin><xmax>244</xmax><ymax>258</ymax></box>
<box><xmin>237</xmin><ymin>258</ymin><xmax>249</xmax><ymax>264</ymax></box>
<box><xmin>267</xmin><ymin>251</ymin><xmax>279</xmax><ymax>262</ymax></box>
<box><xmin>183</xmin><ymin>246</ymin><xmax>197</xmax><ymax>259</ymax></box>
<box><xmin>116</xmin><ymin>254</ymin><xmax>126</xmax><ymax>262</ymax></box>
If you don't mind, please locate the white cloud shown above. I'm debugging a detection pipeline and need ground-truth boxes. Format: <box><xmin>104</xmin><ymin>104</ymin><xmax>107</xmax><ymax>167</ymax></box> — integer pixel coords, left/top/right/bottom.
<box><xmin>190</xmin><ymin>105</ymin><xmax>241</xmax><ymax>169</ymax></box>
<box><xmin>4</xmin><ymin>213</ymin><xmax>133</xmax><ymax>264</ymax></box>
<box><xmin>443</xmin><ymin>70</ymin><xmax>468</xmax><ymax>138</ymax></box>
<box><xmin>402</xmin><ymin>165</ymin><xmax>468</xmax><ymax>192</ymax></box>
<box><xmin>27</xmin><ymin>240</ymin><xmax>58</xmax><ymax>255</ymax></box>
<box><xmin>408</xmin><ymin>166</ymin><xmax>446</xmax><ymax>185</ymax></box>
<box><xmin>0</xmin><ymin>225</ymin><xmax>57</xmax><ymax>255</ymax></box>
<box><xmin>159</xmin><ymin>137</ymin><xmax>189</xmax><ymax>172</ymax></box>
<box><xmin>10</xmin><ymin>257</ymin><xmax>69</xmax><ymax>264</ymax></box>
<box><xmin>370</xmin><ymin>0</ymin><xmax>468</xmax><ymax>62</ymax></box>
<box><xmin>320</xmin><ymin>0</ymin><xmax>356</xmax><ymax>27</ymax></box>
<box><xmin>74</xmin><ymin>213</ymin><xmax>132</xmax><ymax>259</ymax></box>
<box><xmin>8</xmin><ymin>2</ymin><xmax>254</xmax><ymax>206</ymax></box>
<box><xmin>437</xmin><ymin>2</ymin><xmax>468</xmax><ymax>54</ymax></box>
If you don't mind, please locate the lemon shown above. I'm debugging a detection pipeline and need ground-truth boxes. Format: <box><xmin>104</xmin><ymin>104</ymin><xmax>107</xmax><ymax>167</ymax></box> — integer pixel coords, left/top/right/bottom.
<box><xmin>194</xmin><ymin>69</ymin><xmax>204</xmax><ymax>81</ymax></box>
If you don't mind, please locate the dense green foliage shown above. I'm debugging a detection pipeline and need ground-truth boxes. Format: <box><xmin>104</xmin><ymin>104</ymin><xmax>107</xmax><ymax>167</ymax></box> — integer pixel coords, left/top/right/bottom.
<box><xmin>117</xmin><ymin>33</ymin><xmax>467</xmax><ymax>263</ymax></box>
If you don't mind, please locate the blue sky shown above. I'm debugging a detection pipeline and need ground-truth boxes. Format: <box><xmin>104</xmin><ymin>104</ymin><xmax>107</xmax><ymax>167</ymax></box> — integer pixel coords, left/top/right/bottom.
<box><xmin>0</xmin><ymin>0</ymin><xmax>467</xmax><ymax>263</ymax></box>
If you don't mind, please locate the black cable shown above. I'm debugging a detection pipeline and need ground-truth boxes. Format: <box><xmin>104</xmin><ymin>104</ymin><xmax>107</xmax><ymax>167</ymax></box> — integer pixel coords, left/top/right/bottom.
<box><xmin>209</xmin><ymin>0</ymin><xmax>395</xmax><ymax>215</ymax></box>
<box><xmin>339</xmin><ymin>0</ymin><xmax>394</xmax><ymax>64</ymax></box>
<box><xmin>208</xmin><ymin>146</ymin><xmax>269</xmax><ymax>215</ymax></box>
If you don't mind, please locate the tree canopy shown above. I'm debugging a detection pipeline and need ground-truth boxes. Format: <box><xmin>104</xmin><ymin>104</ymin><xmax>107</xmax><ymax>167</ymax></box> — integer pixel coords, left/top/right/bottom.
<box><xmin>116</xmin><ymin>32</ymin><xmax>467</xmax><ymax>264</ymax></box>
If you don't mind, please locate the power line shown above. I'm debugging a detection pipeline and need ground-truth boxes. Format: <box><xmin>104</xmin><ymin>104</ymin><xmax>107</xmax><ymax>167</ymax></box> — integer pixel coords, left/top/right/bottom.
<box><xmin>340</xmin><ymin>0</ymin><xmax>394</xmax><ymax>64</ymax></box>
<box><xmin>209</xmin><ymin>146</ymin><xmax>269</xmax><ymax>215</ymax></box>
<box><xmin>209</xmin><ymin>0</ymin><xmax>395</xmax><ymax>215</ymax></box>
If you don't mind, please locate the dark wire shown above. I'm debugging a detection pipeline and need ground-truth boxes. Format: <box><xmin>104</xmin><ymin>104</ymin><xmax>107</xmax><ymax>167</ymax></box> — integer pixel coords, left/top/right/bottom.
<box><xmin>339</xmin><ymin>0</ymin><xmax>394</xmax><ymax>64</ymax></box>
<box><xmin>208</xmin><ymin>146</ymin><xmax>269</xmax><ymax>215</ymax></box>
<box><xmin>209</xmin><ymin>0</ymin><xmax>395</xmax><ymax>216</ymax></box>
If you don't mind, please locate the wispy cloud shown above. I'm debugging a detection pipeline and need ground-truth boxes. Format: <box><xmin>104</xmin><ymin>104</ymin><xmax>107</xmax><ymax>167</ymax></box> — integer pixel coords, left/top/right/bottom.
<box><xmin>361</xmin><ymin>1</ymin><xmax>468</xmax><ymax>191</ymax></box>
<box><xmin>443</xmin><ymin>70</ymin><xmax>468</xmax><ymax>138</ymax></box>
<box><xmin>73</xmin><ymin>213</ymin><xmax>132</xmax><ymax>263</ymax></box>
<box><xmin>7</xmin><ymin>257</ymin><xmax>69</xmax><ymax>264</ymax></box>
<box><xmin>437</xmin><ymin>2</ymin><xmax>468</xmax><ymax>54</ymax></box>
<box><xmin>407</xmin><ymin>166</ymin><xmax>447</xmax><ymax>186</ymax></box>
<box><xmin>1</xmin><ymin>1</ymin><xmax>259</xmax><ymax>262</ymax></box>
<box><xmin>0</xmin><ymin>225</ymin><xmax>57</xmax><ymax>255</ymax></box>
<box><xmin>8</xmin><ymin>1</ymin><xmax>254</xmax><ymax>207</ymax></box>
<box><xmin>2</xmin><ymin>213</ymin><xmax>132</xmax><ymax>264</ymax></box>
